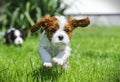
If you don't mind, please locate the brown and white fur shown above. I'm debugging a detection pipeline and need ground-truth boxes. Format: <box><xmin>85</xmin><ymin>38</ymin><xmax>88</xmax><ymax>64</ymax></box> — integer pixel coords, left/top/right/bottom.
<box><xmin>31</xmin><ymin>15</ymin><xmax>90</xmax><ymax>69</ymax></box>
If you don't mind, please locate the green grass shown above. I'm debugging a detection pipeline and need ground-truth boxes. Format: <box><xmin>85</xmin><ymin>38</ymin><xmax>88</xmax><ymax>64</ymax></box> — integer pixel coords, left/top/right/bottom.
<box><xmin>0</xmin><ymin>26</ymin><xmax>120</xmax><ymax>82</ymax></box>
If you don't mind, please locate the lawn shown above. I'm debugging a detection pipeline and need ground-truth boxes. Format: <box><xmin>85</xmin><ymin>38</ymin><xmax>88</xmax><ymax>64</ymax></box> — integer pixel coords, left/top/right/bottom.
<box><xmin>0</xmin><ymin>26</ymin><xmax>120</xmax><ymax>82</ymax></box>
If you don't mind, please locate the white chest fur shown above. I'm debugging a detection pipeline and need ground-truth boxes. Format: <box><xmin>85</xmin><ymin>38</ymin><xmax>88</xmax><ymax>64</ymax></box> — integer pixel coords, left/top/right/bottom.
<box><xmin>39</xmin><ymin>31</ymin><xmax>71</xmax><ymax>67</ymax></box>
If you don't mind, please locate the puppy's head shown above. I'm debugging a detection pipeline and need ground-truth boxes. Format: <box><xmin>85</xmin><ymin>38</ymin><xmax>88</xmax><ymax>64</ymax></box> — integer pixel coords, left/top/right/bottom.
<box><xmin>4</xmin><ymin>28</ymin><xmax>26</xmax><ymax>45</ymax></box>
<box><xmin>31</xmin><ymin>15</ymin><xmax>90</xmax><ymax>45</ymax></box>
<box><xmin>13</xmin><ymin>29</ymin><xmax>26</xmax><ymax>45</ymax></box>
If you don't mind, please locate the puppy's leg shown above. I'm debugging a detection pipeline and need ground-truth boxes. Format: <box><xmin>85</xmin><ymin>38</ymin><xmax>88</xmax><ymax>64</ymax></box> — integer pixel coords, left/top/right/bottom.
<box><xmin>39</xmin><ymin>47</ymin><xmax>52</xmax><ymax>67</ymax></box>
<box><xmin>62</xmin><ymin>60</ymin><xmax>70</xmax><ymax>70</ymax></box>
<box><xmin>53</xmin><ymin>47</ymin><xmax>71</xmax><ymax>66</ymax></box>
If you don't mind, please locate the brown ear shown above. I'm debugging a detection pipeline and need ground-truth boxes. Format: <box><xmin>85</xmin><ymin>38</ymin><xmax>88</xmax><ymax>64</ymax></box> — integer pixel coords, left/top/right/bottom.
<box><xmin>69</xmin><ymin>17</ymin><xmax>90</xmax><ymax>28</ymax></box>
<box><xmin>30</xmin><ymin>15</ymin><xmax>50</xmax><ymax>33</ymax></box>
<box><xmin>30</xmin><ymin>20</ymin><xmax>44</xmax><ymax>33</ymax></box>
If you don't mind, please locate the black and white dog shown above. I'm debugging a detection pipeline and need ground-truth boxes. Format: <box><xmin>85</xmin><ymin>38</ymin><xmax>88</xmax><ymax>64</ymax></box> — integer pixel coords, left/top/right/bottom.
<box><xmin>4</xmin><ymin>28</ymin><xmax>26</xmax><ymax>45</ymax></box>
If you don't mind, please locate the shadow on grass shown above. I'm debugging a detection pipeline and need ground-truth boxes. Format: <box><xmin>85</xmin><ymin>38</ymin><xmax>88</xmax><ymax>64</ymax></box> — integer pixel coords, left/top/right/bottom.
<box><xmin>31</xmin><ymin>66</ymin><xmax>63</xmax><ymax>82</ymax></box>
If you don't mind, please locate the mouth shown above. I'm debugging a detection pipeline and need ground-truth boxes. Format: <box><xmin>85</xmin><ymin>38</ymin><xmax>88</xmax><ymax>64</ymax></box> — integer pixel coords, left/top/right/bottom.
<box><xmin>14</xmin><ymin>44</ymin><xmax>22</xmax><ymax>46</ymax></box>
<box><xmin>52</xmin><ymin>41</ymin><xmax>66</xmax><ymax>46</ymax></box>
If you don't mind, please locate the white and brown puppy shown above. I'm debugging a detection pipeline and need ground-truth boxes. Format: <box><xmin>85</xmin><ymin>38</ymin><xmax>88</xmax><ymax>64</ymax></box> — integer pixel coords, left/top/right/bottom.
<box><xmin>31</xmin><ymin>15</ymin><xmax>90</xmax><ymax>69</ymax></box>
<box><xmin>4</xmin><ymin>28</ymin><xmax>26</xmax><ymax>45</ymax></box>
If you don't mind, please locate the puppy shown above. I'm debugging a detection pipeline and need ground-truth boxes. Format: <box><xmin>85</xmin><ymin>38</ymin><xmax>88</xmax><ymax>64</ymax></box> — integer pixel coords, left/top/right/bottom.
<box><xmin>4</xmin><ymin>28</ymin><xmax>26</xmax><ymax>45</ymax></box>
<box><xmin>31</xmin><ymin>15</ymin><xmax>90</xmax><ymax>69</ymax></box>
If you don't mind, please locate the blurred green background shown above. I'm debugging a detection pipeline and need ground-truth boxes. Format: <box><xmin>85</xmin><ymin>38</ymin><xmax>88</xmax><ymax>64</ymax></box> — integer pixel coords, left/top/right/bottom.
<box><xmin>0</xmin><ymin>0</ymin><xmax>68</xmax><ymax>36</ymax></box>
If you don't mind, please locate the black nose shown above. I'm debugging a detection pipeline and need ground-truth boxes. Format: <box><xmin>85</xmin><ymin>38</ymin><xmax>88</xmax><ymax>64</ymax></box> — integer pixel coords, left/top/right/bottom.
<box><xmin>58</xmin><ymin>35</ymin><xmax>64</xmax><ymax>40</ymax></box>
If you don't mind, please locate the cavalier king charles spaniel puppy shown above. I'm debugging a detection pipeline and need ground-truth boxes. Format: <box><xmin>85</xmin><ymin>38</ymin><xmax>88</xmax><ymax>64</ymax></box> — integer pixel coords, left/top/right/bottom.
<box><xmin>31</xmin><ymin>15</ymin><xmax>90</xmax><ymax>69</ymax></box>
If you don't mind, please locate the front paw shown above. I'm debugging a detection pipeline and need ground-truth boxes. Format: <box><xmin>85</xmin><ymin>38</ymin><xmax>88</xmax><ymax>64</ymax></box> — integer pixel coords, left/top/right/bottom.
<box><xmin>53</xmin><ymin>58</ymin><xmax>64</xmax><ymax>65</ymax></box>
<box><xmin>43</xmin><ymin>62</ymin><xmax>52</xmax><ymax>67</ymax></box>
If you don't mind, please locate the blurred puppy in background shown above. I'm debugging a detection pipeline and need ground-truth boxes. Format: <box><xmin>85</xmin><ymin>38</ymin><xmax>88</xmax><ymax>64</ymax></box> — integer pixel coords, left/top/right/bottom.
<box><xmin>4</xmin><ymin>28</ymin><xmax>26</xmax><ymax>46</ymax></box>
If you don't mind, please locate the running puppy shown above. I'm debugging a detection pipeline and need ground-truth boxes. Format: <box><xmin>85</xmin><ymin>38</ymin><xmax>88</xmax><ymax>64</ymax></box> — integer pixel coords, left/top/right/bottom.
<box><xmin>31</xmin><ymin>15</ymin><xmax>90</xmax><ymax>69</ymax></box>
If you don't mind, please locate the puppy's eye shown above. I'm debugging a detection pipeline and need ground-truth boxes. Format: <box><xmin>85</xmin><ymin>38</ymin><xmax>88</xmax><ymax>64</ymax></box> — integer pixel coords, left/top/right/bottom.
<box><xmin>20</xmin><ymin>34</ymin><xmax>22</xmax><ymax>37</ymax></box>
<box><xmin>65</xmin><ymin>29</ymin><xmax>70</xmax><ymax>33</ymax></box>
<box><xmin>20</xmin><ymin>34</ymin><xmax>24</xmax><ymax>38</ymax></box>
<box><xmin>49</xmin><ymin>29</ymin><xmax>56</xmax><ymax>33</ymax></box>
<box><xmin>14</xmin><ymin>36</ymin><xmax>17</xmax><ymax>39</ymax></box>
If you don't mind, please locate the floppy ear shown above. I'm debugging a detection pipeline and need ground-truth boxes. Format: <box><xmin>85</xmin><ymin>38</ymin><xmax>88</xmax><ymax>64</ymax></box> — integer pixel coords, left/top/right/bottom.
<box><xmin>30</xmin><ymin>19</ymin><xmax>46</xmax><ymax>33</ymax></box>
<box><xmin>69</xmin><ymin>17</ymin><xmax>90</xmax><ymax>28</ymax></box>
<box><xmin>19</xmin><ymin>29</ymin><xmax>26</xmax><ymax>39</ymax></box>
<box><xmin>30</xmin><ymin>15</ymin><xmax>51</xmax><ymax>33</ymax></box>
